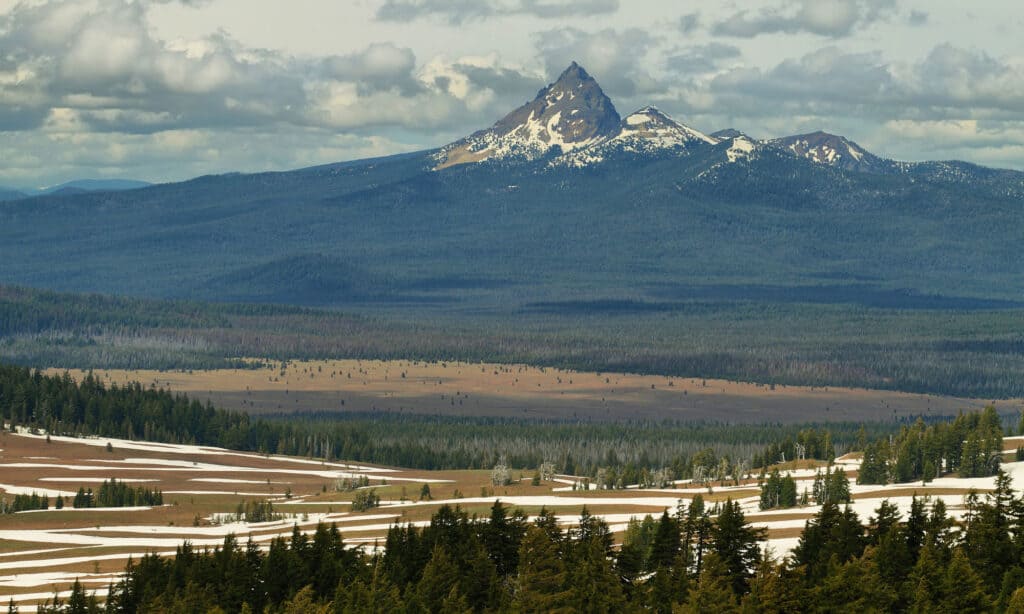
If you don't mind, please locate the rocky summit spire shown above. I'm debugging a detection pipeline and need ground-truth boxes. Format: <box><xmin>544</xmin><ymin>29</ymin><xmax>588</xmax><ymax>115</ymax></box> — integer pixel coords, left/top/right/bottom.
<box><xmin>436</xmin><ymin>62</ymin><xmax>621</xmax><ymax>169</ymax></box>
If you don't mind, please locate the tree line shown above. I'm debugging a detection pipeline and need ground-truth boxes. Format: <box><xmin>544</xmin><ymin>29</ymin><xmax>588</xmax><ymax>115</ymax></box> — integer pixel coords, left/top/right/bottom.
<box><xmin>0</xmin><ymin>364</ymin><xmax>898</xmax><ymax>481</ymax></box>
<box><xmin>4</xmin><ymin>283</ymin><xmax>1024</xmax><ymax>399</ymax></box>
<box><xmin>72</xmin><ymin>479</ymin><xmax>163</xmax><ymax>509</ymax></box>
<box><xmin>42</xmin><ymin>471</ymin><xmax>1024</xmax><ymax>612</ymax></box>
<box><xmin>858</xmin><ymin>407</ymin><xmax>1004</xmax><ymax>484</ymax></box>
<box><xmin>0</xmin><ymin>491</ymin><xmax>50</xmax><ymax>513</ymax></box>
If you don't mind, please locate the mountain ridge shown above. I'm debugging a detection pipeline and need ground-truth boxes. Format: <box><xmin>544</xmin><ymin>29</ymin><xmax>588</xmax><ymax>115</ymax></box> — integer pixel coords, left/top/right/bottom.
<box><xmin>434</xmin><ymin>62</ymin><xmax>1021</xmax><ymax>179</ymax></box>
<box><xmin>0</xmin><ymin>62</ymin><xmax>1021</xmax><ymax>313</ymax></box>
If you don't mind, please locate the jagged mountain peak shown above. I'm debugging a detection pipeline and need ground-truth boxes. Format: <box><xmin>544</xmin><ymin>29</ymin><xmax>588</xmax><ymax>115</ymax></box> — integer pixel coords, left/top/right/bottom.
<box><xmin>770</xmin><ymin>131</ymin><xmax>884</xmax><ymax>172</ymax></box>
<box><xmin>435</xmin><ymin>62</ymin><xmax>620</xmax><ymax>169</ymax></box>
<box><xmin>551</xmin><ymin>61</ymin><xmax>590</xmax><ymax>87</ymax></box>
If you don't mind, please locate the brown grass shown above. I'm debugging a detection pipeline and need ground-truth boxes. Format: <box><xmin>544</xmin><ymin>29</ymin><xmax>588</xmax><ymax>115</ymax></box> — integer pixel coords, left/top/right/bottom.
<box><xmin>44</xmin><ymin>359</ymin><xmax>1020</xmax><ymax>423</ymax></box>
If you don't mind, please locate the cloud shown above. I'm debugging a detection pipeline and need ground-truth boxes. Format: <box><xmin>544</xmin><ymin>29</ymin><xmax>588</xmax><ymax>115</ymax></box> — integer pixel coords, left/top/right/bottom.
<box><xmin>713</xmin><ymin>0</ymin><xmax>896</xmax><ymax>38</ymax></box>
<box><xmin>666</xmin><ymin>43</ymin><xmax>741</xmax><ymax>75</ymax></box>
<box><xmin>908</xmin><ymin>10</ymin><xmax>928</xmax><ymax>26</ymax></box>
<box><xmin>0</xmin><ymin>0</ymin><xmax>544</xmax><ymax>137</ymax></box>
<box><xmin>0</xmin><ymin>0</ymin><xmax>558</xmax><ymax>185</ymax></box>
<box><xmin>376</xmin><ymin>0</ymin><xmax>619</xmax><ymax>24</ymax></box>
<box><xmin>678</xmin><ymin>12</ymin><xmax>700</xmax><ymax>34</ymax></box>
<box><xmin>0</xmin><ymin>123</ymin><xmax>416</xmax><ymax>187</ymax></box>
<box><xmin>704</xmin><ymin>44</ymin><xmax>1024</xmax><ymax>121</ymax></box>
<box><xmin>322</xmin><ymin>43</ymin><xmax>422</xmax><ymax>96</ymax></box>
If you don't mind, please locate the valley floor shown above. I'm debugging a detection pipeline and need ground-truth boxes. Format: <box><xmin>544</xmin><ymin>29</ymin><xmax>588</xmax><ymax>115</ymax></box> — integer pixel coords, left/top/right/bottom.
<box><xmin>45</xmin><ymin>358</ymin><xmax>1021</xmax><ymax>423</ymax></box>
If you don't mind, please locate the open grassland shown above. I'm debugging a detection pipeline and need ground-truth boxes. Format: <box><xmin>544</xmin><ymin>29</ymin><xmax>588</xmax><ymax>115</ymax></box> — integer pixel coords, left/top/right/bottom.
<box><xmin>4</xmin><ymin>429</ymin><xmax>1023</xmax><ymax>609</ymax></box>
<box><xmin>46</xmin><ymin>358</ymin><xmax>1022</xmax><ymax>424</ymax></box>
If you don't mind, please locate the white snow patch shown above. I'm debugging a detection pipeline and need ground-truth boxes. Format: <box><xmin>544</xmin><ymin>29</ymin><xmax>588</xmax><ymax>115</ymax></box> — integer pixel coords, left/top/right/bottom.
<box><xmin>0</xmin><ymin>483</ymin><xmax>76</xmax><ymax>497</ymax></box>
<box><xmin>0</xmin><ymin>571</ymin><xmax>119</xmax><ymax>589</ymax></box>
<box><xmin>726</xmin><ymin>136</ymin><xmax>755</xmax><ymax>162</ymax></box>
<box><xmin>38</xmin><ymin>477</ymin><xmax>159</xmax><ymax>483</ymax></box>
<box><xmin>189</xmin><ymin>478</ymin><xmax>288</xmax><ymax>484</ymax></box>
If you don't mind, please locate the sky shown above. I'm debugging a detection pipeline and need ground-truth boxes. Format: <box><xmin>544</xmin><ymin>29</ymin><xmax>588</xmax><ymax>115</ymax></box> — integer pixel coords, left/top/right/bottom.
<box><xmin>1</xmin><ymin>0</ymin><xmax>1022</xmax><ymax>188</ymax></box>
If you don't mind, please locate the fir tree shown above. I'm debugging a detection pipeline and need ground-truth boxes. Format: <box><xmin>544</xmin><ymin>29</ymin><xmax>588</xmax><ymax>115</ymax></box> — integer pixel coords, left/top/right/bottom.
<box><xmin>512</xmin><ymin>526</ymin><xmax>574</xmax><ymax>613</ymax></box>
<box><xmin>710</xmin><ymin>499</ymin><xmax>764</xmax><ymax>595</ymax></box>
<box><xmin>415</xmin><ymin>545</ymin><xmax>460</xmax><ymax>614</ymax></box>
<box><xmin>679</xmin><ymin>553</ymin><xmax>739</xmax><ymax>613</ymax></box>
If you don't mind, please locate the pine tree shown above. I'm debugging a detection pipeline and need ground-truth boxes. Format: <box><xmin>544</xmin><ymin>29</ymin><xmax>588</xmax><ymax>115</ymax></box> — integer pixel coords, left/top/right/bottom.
<box><xmin>940</xmin><ymin>549</ymin><xmax>992</xmax><ymax>613</ymax></box>
<box><xmin>567</xmin><ymin>536</ymin><xmax>627</xmax><ymax>613</ymax></box>
<box><xmin>741</xmin><ymin>552</ymin><xmax>805</xmax><ymax>613</ymax></box>
<box><xmin>334</xmin><ymin>562</ymin><xmax>404</xmax><ymax>614</ymax></box>
<box><xmin>649</xmin><ymin>511</ymin><xmax>681</xmax><ymax>570</ymax></box>
<box><xmin>512</xmin><ymin>526</ymin><xmax>574</xmax><ymax>614</ymax></box>
<box><xmin>907</xmin><ymin>542</ymin><xmax>945</xmax><ymax>614</ymax></box>
<box><xmin>279</xmin><ymin>585</ymin><xmax>330</xmax><ymax>614</ymax></box>
<box><xmin>415</xmin><ymin>545</ymin><xmax>460</xmax><ymax>614</ymax></box>
<box><xmin>814</xmin><ymin>548</ymin><xmax>897</xmax><ymax>612</ymax></box>
<box><xmin>710</xmin><ymin>499</ymin><xmax>764</xmax><ymax>595</ymax></box>
<box><xmin>440</xmin><ymin>584</ymin><xmax>472</xmax><ymax>614</ymax></box>
<box><xmin>65</xmin><ymin>579</ymin><xmax>89</xmax><ymax>614</ymax></box>
<box><xmin>678</xmin><ymin>553</ymin><xmax>739</xmax><ymax>613</ymax></box>
<box><xmin>1007</xmin><ymin>586</ymin><xmax>1024</xmax><ymax>614</ymax></box>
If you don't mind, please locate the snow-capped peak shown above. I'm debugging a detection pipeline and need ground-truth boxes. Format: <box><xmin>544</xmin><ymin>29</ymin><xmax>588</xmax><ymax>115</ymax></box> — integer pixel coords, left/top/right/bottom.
<box><xmin>618</xmin><ymin>106</ymin><xmax>718</xmax><ymax>145</ymax></box>
<box><xmin>435</xmin><ymin>62</ymin><xmax>621</xmax><ymax>169</ymax></box>
<box><xmin>769</xmin><ymin>131</ymin><xmax>883</xmax><ymax>172</ymax></box>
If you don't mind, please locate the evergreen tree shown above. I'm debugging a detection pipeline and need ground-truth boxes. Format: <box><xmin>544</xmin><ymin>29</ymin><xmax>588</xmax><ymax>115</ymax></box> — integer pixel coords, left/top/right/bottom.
<box><xmin>334</xmin><ymin>562</ymin><xmax>404</xmax><ymax>614</ymax></box>
<box><xmin>512</xmin><ymin>526</ymin><xmax>574</xmax><ymax>613</ymax></box>
<box><xmin>710</xmin><ymin>499</ymin><xmax>764</xmax><ymax>595</ymax></box>
<box><xmin>415</xmin><ymin>545</ymin><xmax>460</xmax><ymax>614</ymax></box>
<box><xmin>649</xmin><ymin>511</ymin><xmax>681</xmax><ymax>570</ymax></box>
<box><xmin>1007</xmin><ymin>586</ymin><xmax>1024</xmax><ymax>614</ymax></box>
<box><xmin>679</xmin><ymin>553</ymin><xmax>739</xmax><ymax>613</ymax></box>
<box><xmin>567</xmin><ymin>536</ymin><xmax>627</xmax><ymax>613</ymax></box>
<box><xmin>814</xmin><ymin>548</ymin><xmax>897</xmax><ymax>613</ymax></box>
<box><xmin>741</xmin><ymin>553</ymin><xmax>805</xmax><ymax>614</ymax></box>
<box><xmin>65</xmin><ymin>579</ymin><xmax>89</xmax><ymax>614</ymax></box>
<box><xmin>940</xmin><ymin>549</ymin><xmax>992</xmax><ymax>613</ymax></box>
<box><xmin>279</xmin><ymin>585</ymin><xmax>330</xmax><ymax>614</ymax></box>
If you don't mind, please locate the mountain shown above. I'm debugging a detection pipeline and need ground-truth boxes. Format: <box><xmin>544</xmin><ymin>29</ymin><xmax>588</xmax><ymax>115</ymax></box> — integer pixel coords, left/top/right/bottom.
<box><xmin>0</xmin><ymin>63</ymin><xmax>1021</xmax><ymax>312</ymax></box>
<box><xmin>768</xmin><ymin>131</ymin><xmax>886</xmax><ymax>173</ymax></box>
<box><xmin>436</xmin><ymin>63</ymin><xmax>718</xmax><ymax>170</ymax></box>
<box><xmin>710</xmin><ymin>129</ymin><xmax>747</xmax><ymax>140</ymax></box>
<box><xmin>0</xmin><ymin>179</ymin><xmax>153</xmax><ymax>202</ymax></box>
<box><xmin>37</xmin><ymin>179</ymin><xmax>152</xmax><ymax>195</ymax></box>
<box><xmin>436</xmin><ymin>62</ymin><xmax>621</xmax><ymax>169</ymax></box>
<box><xmin>557</xmin><ymin>106</ymin><xmax>717</xmax><ymax>167</ymax></box>
<box><xmin>0</xmin><ymin>187</ymin><xmax>26</xmax><ymax>202</ymax></box>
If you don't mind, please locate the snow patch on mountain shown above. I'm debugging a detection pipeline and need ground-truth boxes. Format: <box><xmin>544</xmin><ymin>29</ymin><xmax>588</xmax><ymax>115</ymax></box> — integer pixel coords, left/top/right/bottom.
<box><xmin>725</xmin><ymin>135</ymin><xmax>756</xmax><ymax>163</ymax></box>
<box><xmin>553</xmin><ymin>106</ymin><xmax>718</xmax><ymax>168</ymax></box>
<box><xmin>768</xmin><ymin>131</ymin><xmax>883</xmax><ymax>172</ymax></box>
<box><xmin>435</xmin><ymin>62</ymin><xmax>620</xmax><ymax>170</ymax></box>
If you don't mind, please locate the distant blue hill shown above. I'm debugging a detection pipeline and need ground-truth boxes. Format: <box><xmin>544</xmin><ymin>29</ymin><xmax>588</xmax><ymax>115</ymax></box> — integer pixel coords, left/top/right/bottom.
<box><xmin>0</xmin><ymin>179</ymin><xmax>152</xmax><ymax>201</ymax></box>
<box><xmin>0</xmin><ymin>187</ymin><xmax>26</xmax><ymax>201</ymax></box>
<box><xmin>36</xmin><ymin>179</ymin><xmax>152</xmax><ymax>194</ymax></box>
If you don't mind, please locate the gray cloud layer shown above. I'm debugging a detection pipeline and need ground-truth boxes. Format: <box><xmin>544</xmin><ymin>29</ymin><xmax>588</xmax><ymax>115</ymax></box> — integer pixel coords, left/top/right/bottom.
<box><xmin>1</xmin><ymin>0</ymin><xmax>1022</xmax><ymax>186</ymax></box>
<box><xmin>0</xmin><ymin>0</ymin><xmax>549</xmax><ymax>137</ymax></box>
<box><xmin>376</xmin><ymin>0</ymin><xmax>619</xmax><ymax>24</ymax></box>
<box><xmin>713</xmin><ymin>0</ymin><xmax>897</xmax><ymax>38</ymax></box>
